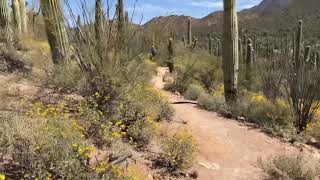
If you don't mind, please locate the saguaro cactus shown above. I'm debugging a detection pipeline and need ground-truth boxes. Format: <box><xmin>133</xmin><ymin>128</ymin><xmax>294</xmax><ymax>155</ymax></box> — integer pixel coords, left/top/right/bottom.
<box><xmin>168</xmin><ymin>38</ymin><xmax>174</xmax><ymax>72</ymax></box>
<box><xmin>12</xmin><ymin>0</ymin><xmax>21</xmax><ymax>35</ymax></box>
<box><xmin>0</xmin><ymin>0</ymin><xmax>12</xmax><ymax>45</ymax></box>
<box><xmin>245</xmin><ymin>38</ymin><xmax>253</xmax><ymax>84</ymax></box>
<box><xmin>95</xmin><ymin>0</ymin><xmax>104</xmax><ymax>40</ymax></box>
<box><xmin>187</xmin><ymin>18</ymin><xmax>192</xmax><ymax>45</ymax></box>
<box><xmin>40</xmin><ymin>0</ymin><xmax>69</xmax><ymax>64</ymax></box>
<box><xmin>116</xmin><ymin>0</ymin><xmax>126</xmax><ymax>51</ymax></box>
<box><xmin>19</xmin><ymin>0</ymin><xmax>27</xmax><ymax>33</ymax></box>
<box><xmin>222</xmin><ymin>0</ymin><xmax>239</xmax><ymax>103</ymax></box>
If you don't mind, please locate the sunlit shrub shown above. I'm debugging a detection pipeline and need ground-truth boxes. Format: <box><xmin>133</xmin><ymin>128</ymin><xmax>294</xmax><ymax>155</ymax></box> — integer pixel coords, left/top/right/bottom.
<box><xmin>259</xmin><ymin>155</ymin><xmax>318</xmax><ymax>180</ymax></box>
<box><xmin>160</xmin><ymin>128</ymin><xmax>198</xmax><ymax>171</ymax></box>
<box><xmin>184</xmin><ymin>84</ymin><xmax>206</xmax><ymax>101</ymax></box>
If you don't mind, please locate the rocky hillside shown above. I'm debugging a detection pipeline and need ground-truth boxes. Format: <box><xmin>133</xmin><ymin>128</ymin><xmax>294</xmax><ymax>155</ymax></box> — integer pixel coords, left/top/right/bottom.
<box><xmin>143</xmin><ymin>0</ymin><xmax>320</xmax><ymax>40</ymax></box>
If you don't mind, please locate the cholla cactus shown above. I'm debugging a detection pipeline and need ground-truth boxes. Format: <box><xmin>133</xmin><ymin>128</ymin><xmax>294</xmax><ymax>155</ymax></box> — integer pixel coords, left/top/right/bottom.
<box><xmin>0</xmin><ymin>0</ymin><xmax>12</xmax><ymax>45</ymax></box>
<box><xmin>40</xmin><ymin>0</ymin><xmax>69</xmax><ymax>64</ymax></box>
<box><xmin>222</xmin><ymin>0</ymin><xmax>239</xmax><ymax>103</ymax></box>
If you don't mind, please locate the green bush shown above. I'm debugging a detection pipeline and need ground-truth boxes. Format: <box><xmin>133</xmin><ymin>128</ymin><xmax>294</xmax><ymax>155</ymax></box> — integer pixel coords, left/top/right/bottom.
<box><xmin>161</xmin><ymin>128</ymin><xmax>198</xmax><ymax>171</ymax></box>
<box><xmin>0</xmin><ymin>114</ymin><xmax>93</xmax><ymax>179</ymax></box>
<box><xmin>184</xmin><ymin>84</ymin><xmax>206</xmax><ymax>101</ymax></box>
<box><xmin>198</xmin><ymin>94</ymin><xmax>226</xmax><ymax>112</ymax></box>
<box><xmin>259</xmin><ymin>155</ymin><xmax>318</xmax><ymax>180</ymax></box>
<box><xmin>156</xmin><ymin>100</ymin><xmax>174</xmax><ymax>122</ymax></box>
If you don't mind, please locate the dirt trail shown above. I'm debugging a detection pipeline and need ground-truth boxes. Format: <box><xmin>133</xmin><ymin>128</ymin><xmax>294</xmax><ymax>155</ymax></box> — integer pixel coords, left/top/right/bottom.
<box><xmin>152</xmin><ymin>67</ymin><xmax>320</xmax><ymax>180</ymax></box>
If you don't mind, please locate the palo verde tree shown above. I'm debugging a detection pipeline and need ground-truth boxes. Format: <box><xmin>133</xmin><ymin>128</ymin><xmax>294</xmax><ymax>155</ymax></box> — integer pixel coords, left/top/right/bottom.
<box><xmin>0</xmin><ymin>0</ymin><xmax>12</xmax><ymax>45</ymax></box>
<box><xmin>40</xmin><ymin>0</ymin><xmax>70</xmax><ymax>64</ymax></box>
<box><xmin>222</xmin><ymin>0</ymin><xmax>239</xmax><ymax>103</ymax></box>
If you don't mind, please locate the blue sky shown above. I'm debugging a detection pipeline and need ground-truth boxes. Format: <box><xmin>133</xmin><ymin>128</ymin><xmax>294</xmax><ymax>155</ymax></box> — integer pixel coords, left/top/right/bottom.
<box><xmin>27</xmin><ymin>0</ymin><xmax>264</xmax><ymax>24</ymax></box>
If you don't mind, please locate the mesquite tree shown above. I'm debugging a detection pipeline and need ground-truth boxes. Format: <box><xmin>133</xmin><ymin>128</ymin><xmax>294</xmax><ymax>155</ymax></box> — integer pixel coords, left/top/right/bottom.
<box><xmin>12</xmin><ymin>0</ymin><xmax>21</xmax><ymax>35</ymax></box>
<box><xmin>0</xmin><ymin>0</ymin><xmax>12</xmax><ymax>45</ymax></box>
<box><xmin>222</xmin><ymin>0</ymin><xmax>239</xmax><ymax>103</ymax></box>
<box><xmin>40</xmin><ymin>0</ymin><xmax>69</xmax><ymax>64</ymax></box>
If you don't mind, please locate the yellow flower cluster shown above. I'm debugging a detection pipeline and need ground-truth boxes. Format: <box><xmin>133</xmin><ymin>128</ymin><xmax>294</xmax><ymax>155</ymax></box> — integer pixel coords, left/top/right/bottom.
<box><xmin>27</xmin><ymin>102</ymin><xmax>69</xmax><ymax>118</ymax></box>
<box><xmin>213</xmin><ymin>84</ymin><xmax>224</xmax><ymax>97</ymax></box>
<box><xmin>73</xmin><ymin>143</ymin><xmax>96</xmax><ymax>159</ymax></box>
<box><xmin>249</xmin><ymin>92</ymin><xmax>267</xmax><ymax>103</ymax></box>
<box><xmin>95</xmin><ymin>161</ymin><xmax>125</xmax><ymax>177</ymax></box>
<box><xmin>0</xmin><ymin>173</ymin><xmax>5</xmax><ymax>180</ymax></box>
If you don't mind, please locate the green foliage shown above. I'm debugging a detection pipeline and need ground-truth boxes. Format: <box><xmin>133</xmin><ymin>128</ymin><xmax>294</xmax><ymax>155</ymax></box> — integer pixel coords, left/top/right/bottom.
<box><xmin>184</xmin><ymin>84</ymin><xmax>206</xmax><ymax>101</ymax></box>
<box><xmin>160</xmin><ymin>128</ymin><xmax>198</xmax><ymax>171</ymax></box>
<box><xmin>198</xmin><ymin>93</ymin><xmax>226</xmax><ymax>112</ymax></box>
<box><xmin>126</xmin><ymin>117</ymin><xmax>155</xmax><ymax>149</ymax></box>
<box><xmin>259</xmin><ymin>155</ymin><xmax>318</xmax><ymax>180</ymax></box>
<box><xmin>0</xmin><ymin>114</ymin><xmax>92</xmax><ymax>179</ymax></box>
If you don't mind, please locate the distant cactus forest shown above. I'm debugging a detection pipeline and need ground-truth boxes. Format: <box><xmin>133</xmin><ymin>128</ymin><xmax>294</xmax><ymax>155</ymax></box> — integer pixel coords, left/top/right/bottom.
<box><xmin>0</xmin><ymin>0</ymin><xmax>320</xmax><ymax>179</ymax></box>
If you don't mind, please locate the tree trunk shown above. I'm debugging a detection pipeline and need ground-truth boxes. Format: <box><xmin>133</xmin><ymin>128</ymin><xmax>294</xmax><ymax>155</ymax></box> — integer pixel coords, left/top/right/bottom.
<box><xmin>40</xmin><ymin>0</ymin><xmax>69</xmax><ymax>64</ymax></box>
<box><xmin>222</xmin><ymin>0</ymin><xmax>239</xmax><ymax>103</ymax></box>
<box><xmin>12</xmin><ymin>0</ymin><xmax>21</xmax><ymax>36</ymax></box>
<box><xmin>0</xmin><ymin>0</ymin><xmax>12</xmax><ymax>45</ymax></box>
<box><xmin>19</xmin><ymin>0</ymin><xmax>27</xmax><ymax>33</ymax></box>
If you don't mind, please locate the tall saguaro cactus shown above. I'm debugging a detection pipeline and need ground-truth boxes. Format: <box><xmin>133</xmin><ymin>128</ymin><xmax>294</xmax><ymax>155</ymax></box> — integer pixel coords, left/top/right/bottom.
<box><xmin>40</xmin><ymin>0</ymin><xmax>69</xmax><ymax>64</ymax></box>
<box><xmin>222</xmin><ymin>0</ymin><xmax>239</xmax><ymax>103</ymax></box>
<box><xmin>245</xmin><ymin>38</ymin><xmax>253</xmax><ymax>84</ymax></box>
<box><xmin>168</xmin><ymin>38</ymin><xmax>174</xmax><ymax>73</ymax></box>
<box><xmin>0</xmin><ymin>0</ymin><xmax>12</xmax><ymax>45</ymax></box>
<box><xmin>187</xmin><ymin>18</ymin><xmax>192</xmax><ymax>45</ymax></box>
<box><xmin>12</xmin><ymin>0</ymin><xmax>21</xmax><ymax>35</ymax></box>
<box><xmin>95</xmin><ymin>0</ymin><xmax>104</xmax><ymax>40</ymax></box>
<box><xmin>117</xmin><ymin>0</ymin><xmax>125</xmax><ymax>47</ymax></box>
<box><xmin>19</xmin><ymin>0</ymin><xmax>27</xmax><ymax>33</ymax></box>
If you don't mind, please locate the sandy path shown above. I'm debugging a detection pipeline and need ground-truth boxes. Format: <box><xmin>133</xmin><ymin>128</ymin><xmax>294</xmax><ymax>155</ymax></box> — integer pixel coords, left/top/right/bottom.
<box><xmin>152</xmin><ymin>67</ymin><xmax>319</xmax><ymax>180</ymax></box>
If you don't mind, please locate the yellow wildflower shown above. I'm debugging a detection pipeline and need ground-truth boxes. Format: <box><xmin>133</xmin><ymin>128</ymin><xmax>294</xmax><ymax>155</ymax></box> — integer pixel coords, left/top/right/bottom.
<box><xmin>0</xmin><ymin>173</ymin><xmax>5</xmax><ymax>180</ymax></box>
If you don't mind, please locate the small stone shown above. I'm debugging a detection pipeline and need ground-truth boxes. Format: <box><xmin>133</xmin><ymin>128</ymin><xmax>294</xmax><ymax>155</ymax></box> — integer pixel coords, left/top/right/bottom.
<box><xmin>237</xmin><ymin>116</ymin><xmax>245</xmax><ymax>122</ymax></box>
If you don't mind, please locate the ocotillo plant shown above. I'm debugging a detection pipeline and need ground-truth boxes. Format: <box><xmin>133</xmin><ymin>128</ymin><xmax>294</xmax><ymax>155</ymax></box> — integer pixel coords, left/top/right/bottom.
<box><xmin>168</xmin><ymin>38</ymin><xmax>174</xmax><ymax>73</ymax></box>
<box><xmin>19</xmin><ymin>0</ymin><xmax>27</xmax><ymax>33</ymax></box>
<box><xmin>40</xmin><ymin>0</ymin><xmax>70</xmax><ymax>64</ymax></box>
<box><xmin>222</xmin><ymin>0</ymin><xmax>239</xmax><ymax>103</ymax></box>
<box><xmin>187</xmin><ymin>17</ymin><xmax>192</xmax><ymax>45</ymax></box>
<box><xmin>295</xmin><ymin>20</ymin><xmax>303</xmax><ymax>68</ymax></box>
<box><xmin>0</xmin><ymin>0</ymin><xmax>12</xmax><ymax>45</ymax></box>
<box><xmin>12</xmin><ymin>0</ymin><xmax>22</xmax><ymax>36</ymax></box>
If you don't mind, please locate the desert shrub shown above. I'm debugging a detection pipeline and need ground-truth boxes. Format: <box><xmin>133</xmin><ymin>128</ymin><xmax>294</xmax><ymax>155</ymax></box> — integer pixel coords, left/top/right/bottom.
<box><xmin>231</xmin><ymin>92</ymin><xmax>292</xmax><ymax>135</ymax></box>
<box><xmin>0</xmin><ymin>114</ymin><xmax>93</xmax><ymax>179</ymax></box>
<box><xmin>306</xmin><ymin>121</ymin><xmax>320</xmax><ymax>142</ymax></box>
<box><xmin>259</xmin><ymin>155</ymin><xmax>318</xmax><ymax>180</ymax></box>
<box><xmin>156</xmin><ymin>100</ymin><xmax>174</xmax><ymax>122</ymax></box>
<box><xmin>126</xmin><ymin>117</ymin><xmax>155</xmax><ymax>149</ymax></box>
<box><xmin>198</xmin><ymin>93</ymin><xmax>226</xmax><ymax>112</ymax></box>
<box><xmin>184</xmin><ymin>84</ymin><xmax>206</xmax><ymax>101</ymax></box>
<box><xmin>160</xmin><ymin>128</ymin><xmax>198</xmax><ymax>171</ymax></box>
